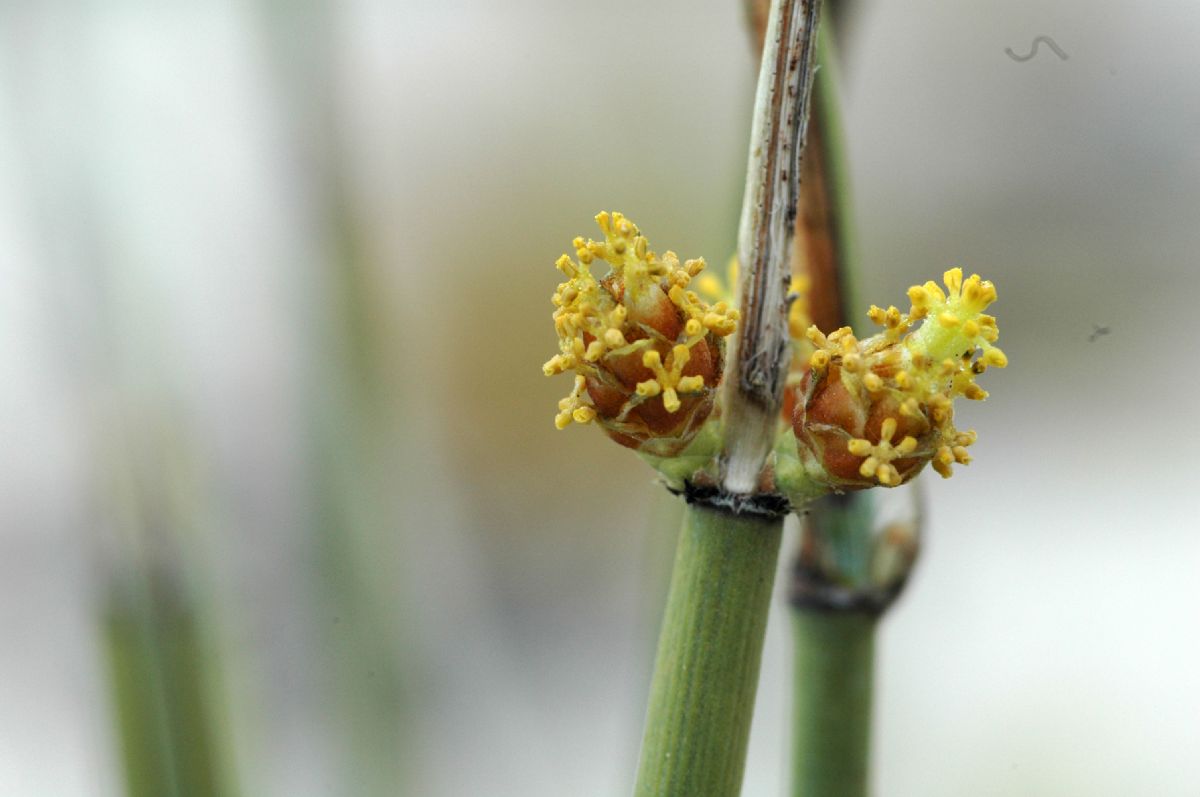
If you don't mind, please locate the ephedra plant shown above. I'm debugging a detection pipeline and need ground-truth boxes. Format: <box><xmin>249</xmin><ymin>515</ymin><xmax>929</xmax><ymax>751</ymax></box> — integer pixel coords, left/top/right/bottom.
<box><xmin>541</xmin><ymin>0</ymin><xmax>1008</xmax><ymax>794</ymax></box>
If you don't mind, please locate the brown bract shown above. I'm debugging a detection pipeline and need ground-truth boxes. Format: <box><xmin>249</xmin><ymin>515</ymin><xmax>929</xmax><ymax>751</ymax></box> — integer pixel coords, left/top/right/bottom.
<box><xmin>587</xmin><ymin>279</ymin><xmax>724</xmax><ymax>456</ymax></box>
<box><xmin>792</xmin><ymin>364</ymin><xmax>932</xmax><ymax>489</ymax></box>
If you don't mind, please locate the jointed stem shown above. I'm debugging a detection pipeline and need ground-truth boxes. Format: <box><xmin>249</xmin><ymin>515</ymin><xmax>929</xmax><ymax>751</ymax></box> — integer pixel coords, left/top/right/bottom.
<box><xmin>634</xmin><ymin>504</ymin><xmax>784</xmax><ymax>796</ymax></box>
<box><xmin>633</xmin><ymin>1</ymin><xmax>831</xmax><ymax>794</ymax></box>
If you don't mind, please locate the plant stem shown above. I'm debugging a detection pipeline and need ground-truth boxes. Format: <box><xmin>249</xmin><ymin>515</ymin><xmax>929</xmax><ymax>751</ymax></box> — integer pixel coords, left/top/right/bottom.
<box><xmin>791</xmin><ymin>611</ymin><xmax>876</xmax><ymax>797</ymax></box>
<box><xmin>104</xmin><ymin>586</ymin><xmax>180</xmax><ymax>797</ymax></box>
<box><xmin>634</xmin><ymin>504</ymin><xmax>784</xmax><ymax>796</ymax></box>
<box><xmin>722</xmin><ymin>0</ymin><xmax>822</xmax><ymax>493</ymax></box>
<box><xmin>787</xmin><ymin>22</ymin><xmax>918</xmax><ymax>796</ymax></box>
<box><xmin>104</xmin><ymin>570</ymin><xmax>235</xmax><ymax>797</ymax></box>
<box><xmin>801</xmin><ymin>22</ymin><xmax>861</xmax><ymax>333</ymax></box>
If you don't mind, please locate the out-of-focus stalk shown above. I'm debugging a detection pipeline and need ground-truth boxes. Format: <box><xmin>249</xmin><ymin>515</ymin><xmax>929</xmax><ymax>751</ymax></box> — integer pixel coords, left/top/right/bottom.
<box><xmin>104</xmin><ymin>570</ymin><xmax>233</xmax><ymax>797</ymax></box>
<box><xmin>251</xmin><ymin>4</ymin><xmax>416</xmax><ymax>792</ymax></box>
<box><xmin>104</xmin><ymin>580</ymin><xmax>178</xmax><ymax>797</ymax></box>
<box><xmin>97</xmin><ymin>422</ymin><xmax>238</xmax><ymax>797</ymax></box>
<box><xmin>791</xmin><ymin>611</ymin><xmax>875</xmax><ymax>797</ymax></box>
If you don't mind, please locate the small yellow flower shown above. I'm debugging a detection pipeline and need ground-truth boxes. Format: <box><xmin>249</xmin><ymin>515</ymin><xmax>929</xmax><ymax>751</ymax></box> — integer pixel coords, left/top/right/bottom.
<box><xmin>555</xmin><ymin>375</ymin><xmax>597</xmax><ymax>430</ymax></box>
<box><xmin>792</xmin><ymin>267</ymin><xmax>1006</xmax><ymax>487</ymax></box>
<box><xmin>636</xmin><ymin>346</ymin><xmax>707</xmax><ymax>414</ymax></box>
<box><xmin>544</xmin><ymin>212</ymin><xmax>739</xmax><ymax>456</ymax></box>
<box><xmin>846</xmin><ymin>418</ymin><xmax>919</xmax><ymax>486</ymax></box>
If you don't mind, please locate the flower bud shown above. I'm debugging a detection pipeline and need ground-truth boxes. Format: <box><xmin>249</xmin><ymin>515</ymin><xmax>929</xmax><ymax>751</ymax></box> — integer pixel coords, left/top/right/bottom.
<box><xmin>544</xmin><ymin>212</ymin><xmax>740</xmax><ymax>456</ymax></box>
<box><xmin>792</xmin><ymin>268</ymin><xmax>1006</xmax><ymax>489</ymax></box>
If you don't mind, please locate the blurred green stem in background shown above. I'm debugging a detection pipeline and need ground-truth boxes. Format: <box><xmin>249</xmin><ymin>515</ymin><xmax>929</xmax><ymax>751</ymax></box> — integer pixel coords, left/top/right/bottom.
<box><xmin>789</xmin><ymin>23</ymin><xmax>875</xmax><ymax>797</ymax></box>
<box><xmin>791</xmin><ymin>611</ymin><xmax>875</xmax><ymax>797</ymax></box>
<box><xmin>785</xmin><ymin>17</ymin><xmax>920</xmax><ymax>797</ymax></box>
<box><xmin>306</xmin><ymin>208</ymin><xmax>414</xmax><ymax>796</ymax></box>
<box><xmin>787</xmin><ymin>27</ymin><xmax>878</xmax><ymax>797</ymax></box>
<box><xmin>252</xmin><ymin>1</ymin><xmax>418</xmax><ymax>791</ymax></box>
<box><xmin>93</xmin><ymin>417</ymin><xmax>240</xmax><ymax>797</ymax></box>
<box><xmin>634</xmin><ymin>504</ymin><xmax>783</xmax><ymax>796</ymax></box>
<box><xmin>104</xmin><ymin>571</ymin><xmax>236</xmax><ymax>797</ymax></box>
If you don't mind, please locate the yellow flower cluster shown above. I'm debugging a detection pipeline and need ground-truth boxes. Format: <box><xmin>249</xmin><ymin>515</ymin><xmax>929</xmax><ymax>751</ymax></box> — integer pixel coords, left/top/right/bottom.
<box><xmin>798</xmin><ymin>268</ymin><xmax>1006</xmax><ymax>482</ymax></box>
<box><xmin>543</xmin><ymin>213</ymin><xmax>739</xmax><ymax>453</ymax></box>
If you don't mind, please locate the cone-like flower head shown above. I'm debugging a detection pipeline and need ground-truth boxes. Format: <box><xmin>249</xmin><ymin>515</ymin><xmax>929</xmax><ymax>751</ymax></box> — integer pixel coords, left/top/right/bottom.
<box><xmin>792</xmin><ymin>268</ymin><xmax>1006</xmax><ymax>489</ymax></box>
<box><xmin>544</xmin><ymin>212</ymin><xmax>740</xmax><ymax>456</ymax></box>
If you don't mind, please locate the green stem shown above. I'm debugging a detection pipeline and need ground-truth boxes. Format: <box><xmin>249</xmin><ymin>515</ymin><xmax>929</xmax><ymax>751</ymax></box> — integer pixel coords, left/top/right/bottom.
<box><xmin>634</xmin><ymin>503</ymin><xmax>784</xmax><ymax>797</ymax></box>
<box><xmin>811</xmin><ymin>18</ymin><xmax>861</xmax><ymax>331</ymax></box>
<box><xmin>104</xmin><ymin>589</ymin><xmax>180</xmax><ymax>797</ymax></box>
<box><xmin>788</xmin><ymin>20</ymin><xmax>886</xmax><ymax>796</ymax></box>
<box><xmin>104</xmin><ymin>572</ymin><xmax>235</xmax><ymax>797</ymax></box>
<box><xmin>792</xmin><ymin>611</ymin><xmax>876</xmax><ymax>797</ymax></box>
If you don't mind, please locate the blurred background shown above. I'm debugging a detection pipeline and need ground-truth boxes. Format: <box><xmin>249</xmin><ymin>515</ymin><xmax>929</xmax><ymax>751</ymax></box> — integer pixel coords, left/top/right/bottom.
<box><xmin>1</xmin><ymin>0</ymin><xmax>1198</xmax><ymax>795</ymax></box>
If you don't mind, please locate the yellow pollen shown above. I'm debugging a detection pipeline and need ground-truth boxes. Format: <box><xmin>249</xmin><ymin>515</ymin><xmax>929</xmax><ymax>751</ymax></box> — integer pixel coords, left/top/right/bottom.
<box><xmin>847</xmin><ymin>416</ymin><xmax>917</xmax><ymax>487</ymax></box>
<box><xmin>938</xmin><ymin>312</ymin><xmax>961</xmax><ymax>328</ymax></box>
<box><xmin>943</xmin><ymin>268</ymin><xmax>963</xmax><ymax>295</ymax></box>
<box><xmin>554</xmin><ymin>375</ymin><xmax>594</xmax><ymax>430</ymax></box>
<box><xmin>932</xmin><ymin>446</ymin><xmax>955</xmax><ymax>478</ymax></box>
<box><xmin>984</xmin><ymin>348</ymin><xmax>1008</xmax><ymax>367</ymax></box>
<box><xmin>637</xmin><ymin>344</ymin><xmax>703</xmax><ymax>413</ymax></box>
<box><xmin>876</xmin><ymin>465</ymin><xmax>900</xmax><ymax>486</ymax></box>
<box><xmin>636</xmin><ymin>380</ymin><xmax>661</xmax><ymax>398</ymax></box>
